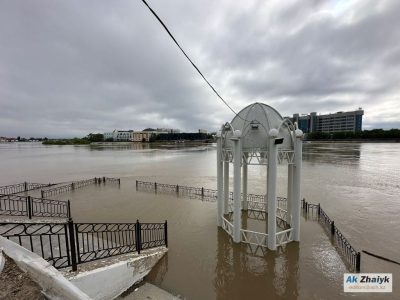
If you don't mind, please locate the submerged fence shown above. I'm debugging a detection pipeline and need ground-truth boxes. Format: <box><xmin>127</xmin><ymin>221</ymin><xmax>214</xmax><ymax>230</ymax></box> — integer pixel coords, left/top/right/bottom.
<box><xmin>0</xmin><ymin>182</ymin><xmax>55</xmax><ymax>196</ymax></box>
<box><xmin>301</xmin><ymin>199</ymin><xmax>361</xmax><ymax>271</ymax></box>
<box><xmin>0</xmin><ymin>194</ymin><xmax>71</xmax><ymax>219</ymax></box>
<box><xmin>0</xmin><ymin>219</ymin><xmax>167</xmax><ymax>271</ymax></box>
<box><xmin>136</xmin><ymin>180</ymin><xmax>287</xmax><ymax>207</ymax></box>
<box><xmin>41</xmin><ymin>177</ymin><xmax>120</xmax><ymax>198</ymax></box>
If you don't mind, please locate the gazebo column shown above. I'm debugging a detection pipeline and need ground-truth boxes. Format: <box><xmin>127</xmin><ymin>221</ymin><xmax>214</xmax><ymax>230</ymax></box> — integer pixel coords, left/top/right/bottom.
<box><xmin>216</xmin><ymin>131</ymin><xmax>223</xmax><ymax>227</ymax></box>
<box><xmin>242</xmin><ymin>155</ymin><xmax>248</xmax><ymax>211</ymax></box>
<box><xmin>267</xmin><ymin>129</ymin><xmax>278</xmax><ymax>250</ymax></box>
<box><xmin>287</xmin><ymin>164</ymin><xmax>293</xmax><ymax>225</ymax></box>
<box><xmin>293</xmin><ymin>130</ymin><xmax>303</xmax><ymax>241</ymax></box>
<box><xmin>265</xmin><ymin>146</ymin><xmax>270</xmax><ymax>213</ymax></box>
<box><xmin>232</xmin><ymin>131</ymin><xmax>242</xmax><ymax>243</ymax></box>
<box><xmin>223</xmin><ymin>161</ymin><xmax>230</xmax><ymax>214</ymax></box>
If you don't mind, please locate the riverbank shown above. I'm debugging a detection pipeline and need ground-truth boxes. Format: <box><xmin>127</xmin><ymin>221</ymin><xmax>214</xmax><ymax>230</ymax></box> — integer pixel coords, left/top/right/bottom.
<box><xmin>42</xmin><ymin>138</ymin><xmax>91</xmax><ymax>145</ymax></box>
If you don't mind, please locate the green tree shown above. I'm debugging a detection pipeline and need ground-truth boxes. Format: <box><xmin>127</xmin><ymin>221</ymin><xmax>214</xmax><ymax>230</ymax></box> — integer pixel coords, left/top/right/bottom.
<box><xmin>86</xmin><ymin>133</ymin><xmax>104</xmax><ymax>142</ymax></box>
<box><xmin>308</xmin><ymin>132</ymin><xmax>331</xmax><ymax>140</ymax></box>
<box><xmin>141</xmin><ymin>138</ymin><xmax>147</xmax><ymax>143</ymax></box>
<box><xmin>149</xmin><ymin>134</ymin><xmax>156</xmax><ymax>143</ymax></box>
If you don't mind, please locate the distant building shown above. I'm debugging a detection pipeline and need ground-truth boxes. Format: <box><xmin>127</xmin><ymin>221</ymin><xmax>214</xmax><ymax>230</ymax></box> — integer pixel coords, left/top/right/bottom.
<box><xmin>133</xmin><ymin>131</ymin><xmax>152</xmax><ymax>142</ymax></box>
<box><xmin>104</xmin><ymin>130</ymin><xmax>134</xmax><ymax>141</ymax></box>
<box><xmin>287</xmin><ymin>109</ymin><xmax>364</xmax><ymax>134</ymax></box>
<box><xmin>159</xmin><ymin>132</ymin><xmax>207</xmax><ymax>141</ymax></box>
<box><xmin>156</xmin><ymin>128</ymin><xmax>180</xmax><ymax>134</ymax></box>
<box><xmin>198</xmin><ymin>129</ymin><xmax>207</xmax><ymax>134</ymax></box>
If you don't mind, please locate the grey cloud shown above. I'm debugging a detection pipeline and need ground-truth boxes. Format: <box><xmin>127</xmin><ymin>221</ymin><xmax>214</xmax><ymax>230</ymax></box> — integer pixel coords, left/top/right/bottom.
<box><xmin>0</xmin><ymin>0</ymin><xmax>399</xmax><ymax>138</ymax></box>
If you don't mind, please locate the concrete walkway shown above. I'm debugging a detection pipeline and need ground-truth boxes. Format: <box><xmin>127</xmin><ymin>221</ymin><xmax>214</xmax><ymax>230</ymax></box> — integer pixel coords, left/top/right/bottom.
<box><xmin>117</xmin><ymin>282</ymin><xmax>182</xmax><ymax>300</ymax></box>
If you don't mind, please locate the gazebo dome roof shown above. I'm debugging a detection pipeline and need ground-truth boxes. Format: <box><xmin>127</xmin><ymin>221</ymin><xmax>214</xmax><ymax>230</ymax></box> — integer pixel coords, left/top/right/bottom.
<box><xmin>222</xmin><ymin>102</ymin><xmax>294</xmax><ymax>150</ymax></box>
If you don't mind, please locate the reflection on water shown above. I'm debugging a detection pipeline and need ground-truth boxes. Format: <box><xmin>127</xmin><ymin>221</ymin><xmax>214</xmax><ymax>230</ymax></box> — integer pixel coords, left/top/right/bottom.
<box><xmin>302</xmin><ymin>143</ymin><xmax>361</xmax><ymax>165</ymax></box>
<box><xmin>212</xmin><ymin>228</ymin><xmax>299</xmax><ymax>300</ymax></box>
<box><xmin>90</xmin><ymin>142</ymin><xmax>212</xmax><ymax>152</ymax></box>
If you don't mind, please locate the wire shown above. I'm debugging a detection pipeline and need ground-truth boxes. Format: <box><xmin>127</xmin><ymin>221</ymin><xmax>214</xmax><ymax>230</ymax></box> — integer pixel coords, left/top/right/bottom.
<box><xmin>142</xmin><ymin>0</ymin><xmax>246</xmax><ymax>121</ymax></box>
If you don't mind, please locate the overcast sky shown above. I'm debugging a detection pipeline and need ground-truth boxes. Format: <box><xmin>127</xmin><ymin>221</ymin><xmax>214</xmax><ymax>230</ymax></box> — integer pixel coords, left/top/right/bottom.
<box><xmin>1</xmin><ymin>0</ymin><xmax>399</xmax><ymax>138</ymax></box>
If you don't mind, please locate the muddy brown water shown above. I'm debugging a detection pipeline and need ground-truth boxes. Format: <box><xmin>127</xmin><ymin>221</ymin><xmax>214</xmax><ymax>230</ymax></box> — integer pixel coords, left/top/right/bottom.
<box><xmin>0</xmin><ymin>142</ymin><xmax>399</xmax><ymax>299</ymax></box>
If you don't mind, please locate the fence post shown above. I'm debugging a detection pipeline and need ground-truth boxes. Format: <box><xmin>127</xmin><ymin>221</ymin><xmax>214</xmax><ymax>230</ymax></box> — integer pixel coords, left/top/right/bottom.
<box><xmin>155</xmin><ymin>182</ymin><xmax>157</xmax><ymax>190</ymax></box>
<box><xmin>68</xmin><ymin>219</ymin><xmax>78</xmax><ymax>271</ymax></box>
<box><xmin>71</xmin><ymin>182</ymin><xmax>75</xmax><ymax>190</ymax></box>
<box><xmin>41</xmin><ymin>190</ymin><xmax>44</xmax><ymax>198</ymax></box>
<box><xmin>201</xmin><ymin>187</ymin><xmax>204</xmax><ymax>197</ymax></box>
<box><xmin>27</xmin><ymin>196</ymin><xmax>32</xmax><ymax>219</ymax></box>
<box><xmin>136</xmin><ymin>180</ymin><xmax>138</xmax><ymax>187</ymax></box>
<box><xmin>118</xmin><ymin>178</ymin><xmax>120</xmax><ymax>185</ymax></box>
<box><xmin>176</xmin><ymin>185</ymin><xmax>179</xmax><ymax>193</ymax></box>
<box><xmin>136</xmin><ymin>220</ymin><xmax>141</xmax><ymax>254</ymax></box>
<box><xmin>165</xmin><ymin>220</ymin><xmax>168</xmax><ymax>248</ymax></box>
<box><xmin>356</xmin><ymin>252</ymin><xmax>361</xmax><ymax>271</ymax></box>
<box><xmin>331</xmin><ymin>221</ymin><xmax>335</xmax><ymax>235</ymax></box>
<box><xmin>103</xmin><ymin>176</ymin><xmax>105</xmax><ymax>183</ymax></box>
<box><xmin>24</xmin><ymin>182</ymin><xmax>27</xmax><ymax>191</ymax></box>
<box><xmin>318</xmin><ymin>203</ymin><xmax>321</xmax><ymax>215</ymax></box>
<box><xmin>94</xmin><ymin>177</ymin><xmax>97</xmax><ymax>184</ymax></box>
<box><xmin>305</xmin><ymin>202</ymin><xmax>308</xmax><ymax>212</ymax></box>
<box><xmin>67</xmin><ymin>200</ymin><xmax>71</xmax><ymax>218</ymax></box>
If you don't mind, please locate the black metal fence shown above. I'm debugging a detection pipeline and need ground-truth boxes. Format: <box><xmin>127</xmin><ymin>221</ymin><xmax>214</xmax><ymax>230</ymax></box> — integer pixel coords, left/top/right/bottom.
<box><xmin>75</xmin><ymin>222</ymin><xmax>137</xmax><ymax>264</ymax></box>
<box><xmin>41</xmin><ymin>177</ymin><xmax>120</xmax><ymax>198</ymax></box>
<box><xmin>0</xmin><ymin>194</ymin><xmax>70</xmax><ymax>219</ymax></box>
<box><xmin>0</xmin><ymin>222</ymin><xmax>73</xmax><ymax>269</ymax></box>
<box><xmin>136</xmin><ymin>181</ymin><xmax>288</xmax><ymax>208</ymax></box>
<box><xmin>0</xmin><ymin>219</ymin><xmax>167</xmax><ymax>271</ymax></box>
<box><xmin>0</xmin><ymin>182</ymin><xmax>55</xmax><ymax>195</ymax></box>
<box><xmin>302</xmin><ymin>199</ymin><xmax>361</xmax><ymax>271</ymax></box>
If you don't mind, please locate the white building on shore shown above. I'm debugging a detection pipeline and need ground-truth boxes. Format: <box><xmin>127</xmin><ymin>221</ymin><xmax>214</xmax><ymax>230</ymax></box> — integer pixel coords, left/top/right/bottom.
<box><xmin>104</xmin><ymin>130</ymin><xmax>134</xmax><ymax>141</ymax></box>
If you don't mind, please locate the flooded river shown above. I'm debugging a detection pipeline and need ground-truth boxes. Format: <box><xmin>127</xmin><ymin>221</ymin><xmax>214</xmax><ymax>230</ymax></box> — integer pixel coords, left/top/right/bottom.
<box><xmin>0</xmin><ymin>142</ymin><xmax>399</xmax><ymax>299</ymax></box>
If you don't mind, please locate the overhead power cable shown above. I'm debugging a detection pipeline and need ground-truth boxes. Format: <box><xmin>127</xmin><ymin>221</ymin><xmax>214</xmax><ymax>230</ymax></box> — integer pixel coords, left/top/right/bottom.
<box><xmin>142</xmin><ymin>0</ymin><xmax>246</xmax><ymax>122</ymax></box>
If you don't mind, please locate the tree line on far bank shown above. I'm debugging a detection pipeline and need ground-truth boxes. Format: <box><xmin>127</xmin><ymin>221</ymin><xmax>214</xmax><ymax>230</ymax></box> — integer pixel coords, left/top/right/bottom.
<box><xmin>307</xmin><ymin>129</ymin><xmax>400</xmax><ymax>140</ymax></box>
<box><xmin>42</xmin><ymin>133</ymin><xmax>104</xmax><ymax>145</ymax></box>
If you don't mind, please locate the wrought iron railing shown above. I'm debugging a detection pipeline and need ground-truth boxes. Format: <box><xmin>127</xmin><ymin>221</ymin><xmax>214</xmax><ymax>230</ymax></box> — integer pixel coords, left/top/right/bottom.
<box><xmin>41</xmin><ymin>177</ymin><xmax>120</xmax><ymax>197</ymax></box>
<box><xmin>31</xmin><ymin>197</ymin><xmax>70</xmax><ymax>218</ymax></box>
<box><xmin>0</xmin><ymin>182</ymin><xmax>55</xmax><ymax>195</ymax></box>
<box><xmin>0</xmin><ymin>194</ymin><xmax>30</xmax><ymax>217</ymax></box>
<box><xmin>75</xmin><ymin>223</ymin><xmax>137</xmax><ymax>264</ymax></box>
<box><xmin>139</xmin><ymin>222</ymin><xmax>168</xmax><ymax>251</ymax></box>
<box><xmin>0</xmin><ymin>222</ymin><xmax>73</xmax><ymax>269</ymax></box>
<box><xmin>0</xmin><ymin>195</ymin><xmax>70</xmax><ymax>219</ymax></box>
<box><xmin>0</xmin><ymin>219</ymin><xmax>168</xmax><ymax>271</ymax></box>
<box><xmin>302</xmin><ymin>201</ymin><xmax>361</xmax><ymax>271</ymax></box>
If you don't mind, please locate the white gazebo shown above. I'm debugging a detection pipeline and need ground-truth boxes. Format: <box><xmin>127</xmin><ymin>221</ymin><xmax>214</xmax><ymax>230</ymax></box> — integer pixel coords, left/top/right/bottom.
<box><xmin>216</xmin><ymin>102</ymin><xmax>303</xmax><ymax>250</ymax></box>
